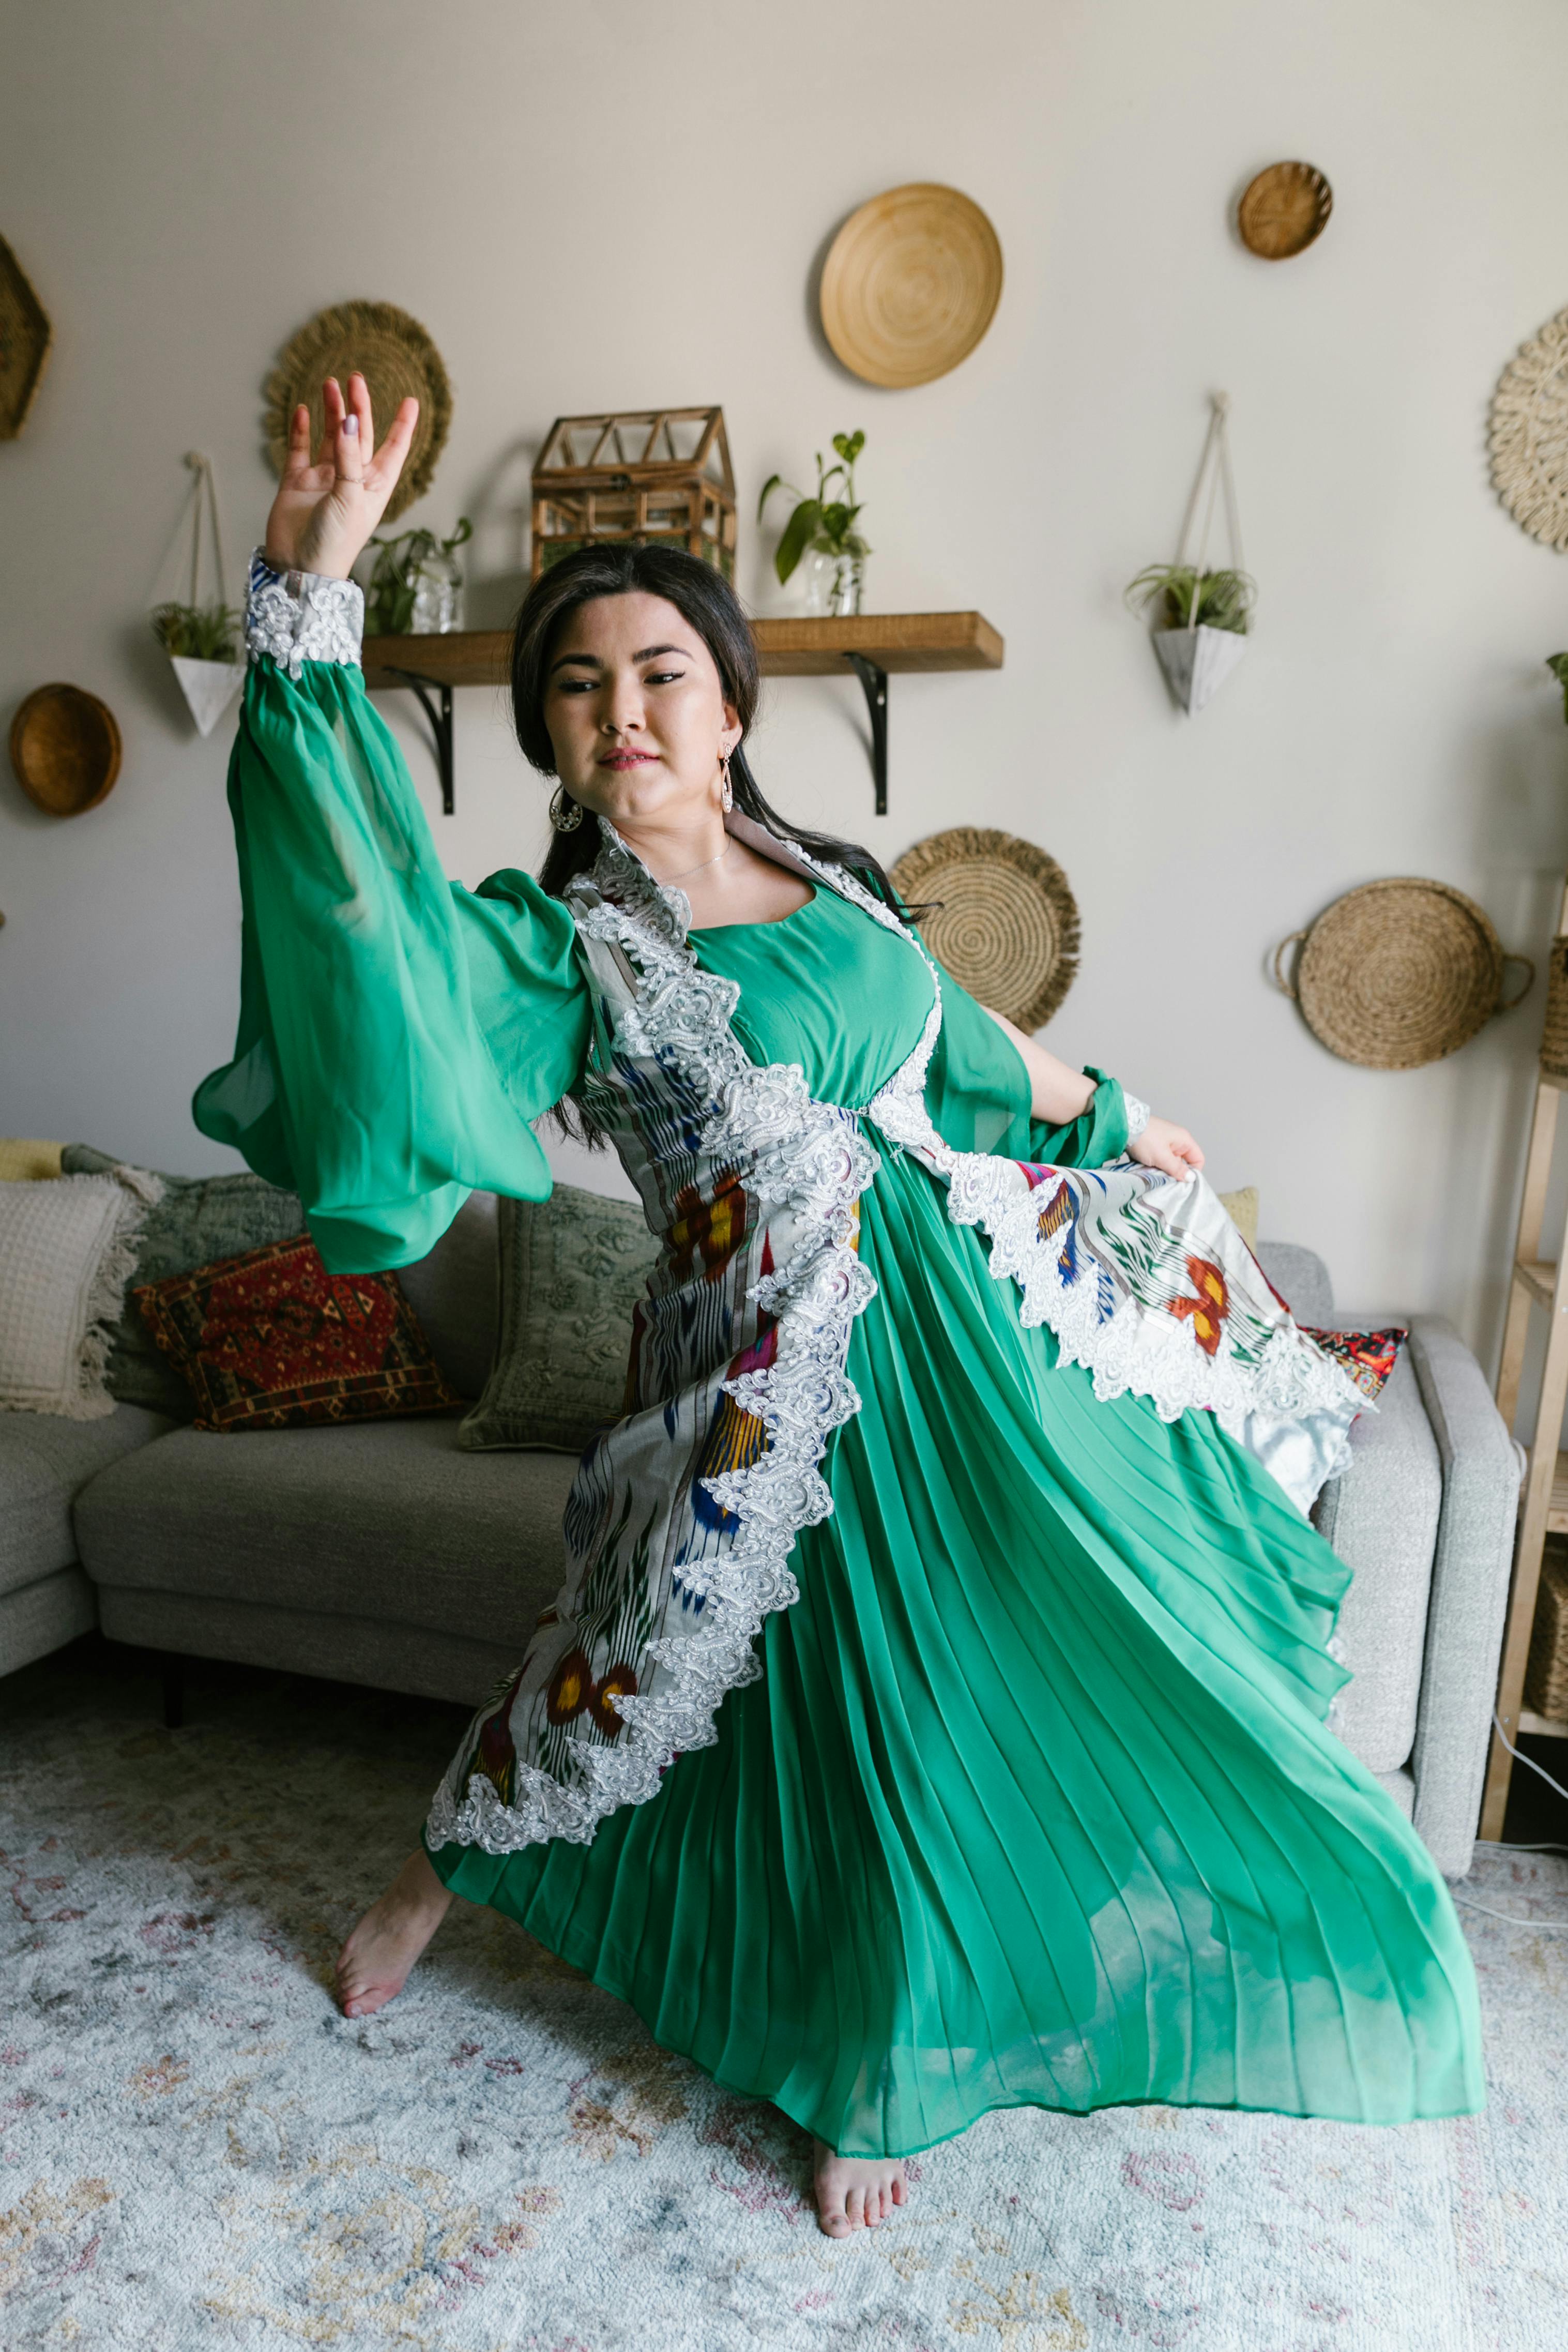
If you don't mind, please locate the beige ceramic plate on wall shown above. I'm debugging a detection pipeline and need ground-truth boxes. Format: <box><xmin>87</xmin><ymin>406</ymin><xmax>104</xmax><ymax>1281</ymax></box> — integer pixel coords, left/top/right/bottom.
<box><xmin>820</xmin><ymin>184</ymin><xmax>1003</xmax><ymax>389</ymax></box>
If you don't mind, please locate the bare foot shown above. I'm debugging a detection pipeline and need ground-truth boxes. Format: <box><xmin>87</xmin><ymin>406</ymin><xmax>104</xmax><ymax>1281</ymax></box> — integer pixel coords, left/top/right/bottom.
<box><xmin>813</xmin><ymin>2136</ymin><xmax>908</xmax><ymax>2238</ymax></box>
<box><xmin>334</xmin><ymin>1846</ymin><xmax>454</xmax><ymax>2018</ymax></box>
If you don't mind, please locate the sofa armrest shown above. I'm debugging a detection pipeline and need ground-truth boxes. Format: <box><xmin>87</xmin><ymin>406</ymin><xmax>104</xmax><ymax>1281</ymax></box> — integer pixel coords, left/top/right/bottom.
<box><xmin>1402</xmin><ymin>1315</ymin><xmax>1519</xmax><ymax>1878</ymax></box>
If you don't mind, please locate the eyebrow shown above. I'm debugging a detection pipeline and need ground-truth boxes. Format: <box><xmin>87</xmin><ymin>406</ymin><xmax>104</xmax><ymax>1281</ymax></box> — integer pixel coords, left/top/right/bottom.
<box><xmin>549</xmin><ymin>643</ymin><xmax>694</xmax><ymax>674</ymax></box>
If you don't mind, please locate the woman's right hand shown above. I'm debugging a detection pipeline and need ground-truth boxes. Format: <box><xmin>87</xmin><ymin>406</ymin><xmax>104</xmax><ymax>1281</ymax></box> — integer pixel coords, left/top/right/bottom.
<box><xmin>261</xmin><ymin>371</ymin><xmax>419</xmax><ymax>581</ymax></box>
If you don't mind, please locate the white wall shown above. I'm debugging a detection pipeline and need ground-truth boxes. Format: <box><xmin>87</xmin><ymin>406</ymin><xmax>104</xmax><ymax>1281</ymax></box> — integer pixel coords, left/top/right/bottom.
<box><xmin>5</xmin><ymin>0</ymin><xmax>1568</xmax><ymax>1371</ymax></box>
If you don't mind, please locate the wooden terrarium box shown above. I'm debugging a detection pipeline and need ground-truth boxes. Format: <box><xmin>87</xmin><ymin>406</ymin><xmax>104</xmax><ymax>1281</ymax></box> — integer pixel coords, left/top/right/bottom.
<box><xmin>530</xmin><ymin>407</ymin><xmax>736</xmax><ymax>581</ymax></box>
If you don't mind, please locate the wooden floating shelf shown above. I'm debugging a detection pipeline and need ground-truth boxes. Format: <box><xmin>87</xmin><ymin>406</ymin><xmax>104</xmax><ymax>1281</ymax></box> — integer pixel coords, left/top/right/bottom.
<box><xmin>362</xmin><ymin>611</ymin><xmax>1003</xmax><ymax>689</ymax></box>
<box><xmin>361</xmin><ymin>612</ymin><xmax>1004</xmax><ymax>816</ymax></box>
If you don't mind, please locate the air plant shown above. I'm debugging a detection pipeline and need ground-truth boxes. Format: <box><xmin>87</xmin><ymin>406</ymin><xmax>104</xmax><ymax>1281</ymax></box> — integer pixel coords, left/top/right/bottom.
<box><xmin>1124</xmin><ymin>563</ymin><xmax>1257</xmax><ymax>635</ymax></box>
<box><xmin>151</xmin><ymin>601</ymin><xmax>240</xmax><ymax>661</ymax></box>
<box><xmin>1547</xmin><ymin>650</ymin><xmax>1568</xmax><ymax>722</ymax></box>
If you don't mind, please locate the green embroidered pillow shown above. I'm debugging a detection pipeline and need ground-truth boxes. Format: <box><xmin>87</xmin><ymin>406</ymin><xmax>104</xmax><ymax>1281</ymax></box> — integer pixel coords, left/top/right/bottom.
<box><xmin>60</xmin><ymin>1144</ymin><xmax>308</xmax><ymax>1419</ymax></box>
<box><xmin>458</xmin><ymin>1182</ymin><xmax>660</xmax><ymax>1455</ymax></box>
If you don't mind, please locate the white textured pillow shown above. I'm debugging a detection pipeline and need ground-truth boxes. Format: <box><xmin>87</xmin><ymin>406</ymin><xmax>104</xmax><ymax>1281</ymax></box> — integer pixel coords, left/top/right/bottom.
<box><xmin>0</xmin><ymin>1168</ymin><xmax>164</xmax><ymax>1420</ymax></box>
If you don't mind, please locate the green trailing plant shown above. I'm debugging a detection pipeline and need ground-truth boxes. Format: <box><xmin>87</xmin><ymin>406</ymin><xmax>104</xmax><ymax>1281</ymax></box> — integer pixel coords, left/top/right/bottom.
<box><xmin>363</xmin><ymin>517</ymin><xmax>473</xmax><ymax>636</ymax></box>
<box><xmin>151</xmin><ymin>600</ymin><xmax>240</xmax><ymax>662</ymax></box>
<box><xmin>757</xmin><ymin>432</ymin><xmax>870</xmax><ymax>583</ymax></box>
<box><xmin>1547</xmin><ymin>651</ymin><xmax>1568</xmax><ymax>722</ymax></box>
<box><xmin>1124</xmin><ymin>563</ymin><xmax>1257</xmax><ymax>635</ymax></box>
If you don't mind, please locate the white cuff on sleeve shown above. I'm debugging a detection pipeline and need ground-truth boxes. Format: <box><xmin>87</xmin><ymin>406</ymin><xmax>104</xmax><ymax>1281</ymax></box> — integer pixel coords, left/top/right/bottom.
<box><xmin>245</xmin><ymin>548</ymin><xmax>364</xmax><ymax>678</ymax></box>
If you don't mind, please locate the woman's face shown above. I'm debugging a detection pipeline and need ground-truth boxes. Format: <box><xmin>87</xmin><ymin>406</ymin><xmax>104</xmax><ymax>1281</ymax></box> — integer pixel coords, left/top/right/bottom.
<box><xmin>542</xmin><ymin>591</ymin><xmax>741</xmax><ymax>828</ymax></box>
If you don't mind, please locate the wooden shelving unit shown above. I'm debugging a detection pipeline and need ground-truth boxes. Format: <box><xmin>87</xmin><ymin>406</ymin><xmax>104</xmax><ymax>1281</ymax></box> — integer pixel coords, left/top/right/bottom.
<box><xmin>362</xmin><ymin>611</ymin><xmax>1004</xmax><ymax>815</ymax></box>
<box><xmin>1483</xmin><ymin>874</ymin><xmax>1568</xmax><ymax>1838</ymax></box>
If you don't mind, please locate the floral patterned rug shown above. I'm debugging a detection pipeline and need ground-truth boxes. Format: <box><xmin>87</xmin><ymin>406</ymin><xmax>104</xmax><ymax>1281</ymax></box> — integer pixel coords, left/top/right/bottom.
<box><xmin>2</xmin><ymin>1640</ymin><xmax>1563</xmax><ymax>2351</ymax></box>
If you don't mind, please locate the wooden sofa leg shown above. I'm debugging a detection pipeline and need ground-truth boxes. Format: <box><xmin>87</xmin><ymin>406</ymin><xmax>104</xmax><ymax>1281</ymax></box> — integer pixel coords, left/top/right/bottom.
<box><xmin>161</xmin><ymin>1651</ymin><xmax>185</xmax><ymax>1731</ymax></box>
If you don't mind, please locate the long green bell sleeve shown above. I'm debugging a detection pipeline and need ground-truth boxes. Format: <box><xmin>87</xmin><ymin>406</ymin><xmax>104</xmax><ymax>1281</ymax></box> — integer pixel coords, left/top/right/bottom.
<box><xmin>192</xmin><ymin>557</ymin><xmax>591</xmax><ymax>1273</ymax></box>
<box><xmin>919</xmin><ymin>944</ymin><xmax>1131</xmax><ymax>1168</ymax></box>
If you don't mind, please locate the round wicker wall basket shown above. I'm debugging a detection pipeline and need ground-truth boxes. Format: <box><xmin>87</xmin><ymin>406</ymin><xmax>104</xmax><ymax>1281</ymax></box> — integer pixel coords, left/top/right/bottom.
<box><xmin>1273</xmin><ymin>878</ymin><xmax>1534</xmax><ymax>1070</ymax></box>
<box><xmin>889</xmin><ymin>827</ymin><xmax>1079</xmax><ymax>1031</ymax></box>
<box><xmin>263</xmin><ymin>299</ymin><xmax>451</xmax><ymax>524</ymax></box>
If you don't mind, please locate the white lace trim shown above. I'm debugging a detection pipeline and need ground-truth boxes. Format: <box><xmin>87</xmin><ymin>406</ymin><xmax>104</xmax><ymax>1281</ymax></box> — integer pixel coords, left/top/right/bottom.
<box><xmin>244</xmin><ymin>549</ymin><xmax>364</xmax><ymax>679</ymax></box>
<box><xmin>423</xmin><ymin>820</ymin><xmax>880</xmax><ymax>1853</ymax></box>
<box><xmin>1122</xmin><ymin>1091</ymin><xmax>1151</xmax><ymax>1143</ymax></box>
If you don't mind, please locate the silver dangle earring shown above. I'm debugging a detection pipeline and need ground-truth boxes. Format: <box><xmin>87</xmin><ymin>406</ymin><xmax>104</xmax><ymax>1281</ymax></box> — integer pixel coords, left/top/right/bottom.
<box><xmin>719</xmin><ymin>748</ymin><xmax>734</xmax><ymax>815</ymax></box>
<box><xmin>549</xmin><ymin>784</ymin><xmax>584</xmax><ymax>833</ymax></box>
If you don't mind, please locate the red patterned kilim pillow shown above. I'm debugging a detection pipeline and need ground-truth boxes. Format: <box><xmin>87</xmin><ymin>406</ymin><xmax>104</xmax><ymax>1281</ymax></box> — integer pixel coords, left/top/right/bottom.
<box><xmin>133</xmin><ymin>1234</ymin><xmax>460</xmax><ymax>1433</ymax></box>
<box><xmin>1300</xmin><ymin>1325</ymin><xmax>1408</xmax><ymax>1402</ymax></box>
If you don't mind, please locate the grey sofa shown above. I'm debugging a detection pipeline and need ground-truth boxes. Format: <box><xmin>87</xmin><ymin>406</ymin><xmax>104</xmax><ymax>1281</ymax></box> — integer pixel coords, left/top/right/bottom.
<box><xmin>1</xmin><ymin>1206</ymin><xmax>1517</xmax><ymax>1877</ymax></box>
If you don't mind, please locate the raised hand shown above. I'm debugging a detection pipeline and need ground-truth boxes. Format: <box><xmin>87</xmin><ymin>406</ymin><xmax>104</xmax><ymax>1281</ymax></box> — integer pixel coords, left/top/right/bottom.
<box><xmin>262</xmin><ymin>372</ymin><xmax>419</xmax><ymax>582</ymax></box>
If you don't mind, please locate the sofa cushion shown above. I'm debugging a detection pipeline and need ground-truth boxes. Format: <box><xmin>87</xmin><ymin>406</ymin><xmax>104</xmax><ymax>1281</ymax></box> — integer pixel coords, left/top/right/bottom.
<box><xmin>0</xmin><ymin>1402</ymin><xmax>175</xmax><ymax>1596</ymax></box>
<box><xmin>74</xmin><ymin>1416</ymin><xmax>579</xmax><ymax>1651</ymax></box>
<box><xmin>63</xmin><ymin>1148</ymin><xmax>501</xmax><ymax>1413</ymax></box>
<box><xmin>62</xmin><ymin>1145</ymin><xmax>308</xmax><ymax>1418</ymax></box>
<box><xmin>1312</xmin><ymin>1345</ymin><xmax>1441</xmax><ymax>1774</ymax></box>
<box><xmin>459</xmin><ymin>1184</ymin><xmax>660</xmax><ymax>1455</ymax></box>
<box><xmin>132</xmin><ymin>1236</ymin><xmax>461</xmax><ymax>1432</ymax></box>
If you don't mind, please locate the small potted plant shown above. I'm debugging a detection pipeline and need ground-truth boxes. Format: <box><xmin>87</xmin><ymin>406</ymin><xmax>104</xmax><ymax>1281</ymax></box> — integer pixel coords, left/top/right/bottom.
<box><xmin>758</xmin><ymin>432</ymin><xmax>870</xmax><ymax>615</ymax></box>
<box><xmin>153</xmin><ymin>598</ymin><xmax>244</xmax><ymax>738</ymax></box>
<box><xmin>1124</xmin><ymin>562</ymin><xmax>1256</xmax><ymax>715</ymax></box>
<box><xmin>362</xmin><ymin>517</ymin><xmax>473</xmax><ymax>636</ymax></box>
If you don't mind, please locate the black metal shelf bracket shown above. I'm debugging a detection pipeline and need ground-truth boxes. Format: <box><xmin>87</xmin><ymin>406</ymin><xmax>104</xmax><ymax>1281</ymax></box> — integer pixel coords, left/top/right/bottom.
<box><xmin>387</xmin><ymin>668</ymin><xmax>455</xmax><ymax>815</ymax></box>
<box><xmin>843</xmin><ymin>651</ymin><xmax>890</xmax><ymax>815</ymax></box>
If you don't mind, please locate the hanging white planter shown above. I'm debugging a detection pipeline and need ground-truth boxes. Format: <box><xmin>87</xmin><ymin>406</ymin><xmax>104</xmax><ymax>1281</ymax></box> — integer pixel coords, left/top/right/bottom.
<box><xmin>169</xmin><ymin>653</ymin><xmax>245</xmax><ymax>737</ymax></box>
<box><xmin>151</xmin><ymin>451</ymin><xmax>244</xmax><ymax>738</ymax></box>
<box><xmin>1152</xmin><ymin>621</ymin><xmax>1248</xmax><ymax>715</ymax></box>
<box><xmin>1129</xmin><ymin>391</ymin><xmax>1254</xmax><ymax>718</ymax></box>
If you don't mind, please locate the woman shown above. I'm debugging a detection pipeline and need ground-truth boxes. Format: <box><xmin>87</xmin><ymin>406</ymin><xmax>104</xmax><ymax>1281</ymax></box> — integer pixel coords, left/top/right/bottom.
<box><xmin>196</xmin><ymin>373</ymin><xmax>1484</xmax><ymax>2241</ymax></box>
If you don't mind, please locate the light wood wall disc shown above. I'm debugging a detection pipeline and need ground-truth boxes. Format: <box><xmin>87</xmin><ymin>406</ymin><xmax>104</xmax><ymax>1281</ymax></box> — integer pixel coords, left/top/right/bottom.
<box><xmin>264</xmin><ymin>300</ymin><xmax>451</xmax><ymax>523</ymax></box>
<box><xmin>1273</xmin><ymin>877</ymin><xmax>1533</xmax><ymax>1070</ymax></box>
<box><xmin>820</xmin><ymin>184</ymin><xmax>1003</xmax><ymax>389</ymax></box>
<box><xmin>890</xmin><ymin>827</ymin><xmax>1078</xmax><ymax>1030</ymax></box>
<box><xmin>9</xmin><ymin>683</ymin><xmax>121</xmax><ymax>817</ymax></box>
<box><xmin>1489</xmin><ymin>305</ymin><xmax>1568</xmax><ymax>550</ymax></box>
<box><xmin>1237</xmin><ymin>162</ymin><xmax>1333</xmax><ymax>260</ymax></box>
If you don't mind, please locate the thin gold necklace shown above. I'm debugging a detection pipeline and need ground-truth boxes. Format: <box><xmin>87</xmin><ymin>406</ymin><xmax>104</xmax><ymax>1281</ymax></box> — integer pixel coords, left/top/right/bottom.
<box><xmin>653</xmin><ymin>841</ymin><xmax>732</xmax><ymax>888</ymax></box>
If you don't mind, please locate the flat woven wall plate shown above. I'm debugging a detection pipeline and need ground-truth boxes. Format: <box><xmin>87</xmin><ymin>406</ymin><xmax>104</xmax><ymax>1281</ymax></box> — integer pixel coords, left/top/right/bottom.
<box><xmin>890</xmin><ymin>827</ymin><xmax>1078</xmax><ymax>1031</ymax></box>
<box><xmin>1490</xmin><ymin>304</ymin><xmax>1568</xmax><ymax>549</ymax></box>
<box><xmin>264</xmin><ymin>300</ymin><xmax>451</xmax><ymax>523</ymax></box>
<box><xmin>1237</xmin><ymin>162</ymin><xmax>1332</xmax><ymax>260</ymax></box>
<box><xmin>0</xmin><ymin>234</ymin><xmax>52</xmax><ymax>438</ymax></box>
<box><xmin>9</xmin><ymin>683</ymin><xmax>121</xmax><ymax>817</ymax></box>
<box><xmin>1273</xmin><ymin>877</ymin><xmax>1533</xmax><ymax>1070</ymax></box>
<box><xmin>820</xmin><ymin>184</ymin><xmax>1002</xmax><ymax>390</ymax></box>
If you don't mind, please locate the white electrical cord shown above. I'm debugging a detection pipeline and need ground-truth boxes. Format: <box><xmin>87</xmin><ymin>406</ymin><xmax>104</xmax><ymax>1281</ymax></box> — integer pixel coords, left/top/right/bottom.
<box><xmin>1451</xmin><ymin>1718</ymin><xmax>1568</xmax><ymax>1929</ymax></box>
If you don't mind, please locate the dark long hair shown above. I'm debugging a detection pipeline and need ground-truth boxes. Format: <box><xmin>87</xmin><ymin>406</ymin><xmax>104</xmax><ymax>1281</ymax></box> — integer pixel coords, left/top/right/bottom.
<box><xmin>510</xmin><ymin>542</ymin><xmax>909</xmax><ymax>918</ymax></box>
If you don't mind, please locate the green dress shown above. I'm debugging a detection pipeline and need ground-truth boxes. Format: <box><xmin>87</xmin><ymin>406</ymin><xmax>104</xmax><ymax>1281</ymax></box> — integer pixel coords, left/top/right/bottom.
<box><xmin>196</xmin><ymin>640</ymin><xmax>1485</xmax><ymax>2163</ymax></box>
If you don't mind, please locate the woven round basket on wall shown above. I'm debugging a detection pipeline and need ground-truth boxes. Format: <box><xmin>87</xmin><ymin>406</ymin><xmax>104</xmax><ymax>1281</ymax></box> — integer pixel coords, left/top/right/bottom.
<box><xmin>889</xmin><ymin>828</ymin><xmax>1079</xmax><ymax>1031</ymax></box>
<box><xmin>263</xmin><ymin>300</ymin><xmax>452</xmax><ymax>524</ymax></box>
<box><xmin>1273</xmin><ymin>878</ymin><xmax>1534</xmax><ymax>1070</ymax></box>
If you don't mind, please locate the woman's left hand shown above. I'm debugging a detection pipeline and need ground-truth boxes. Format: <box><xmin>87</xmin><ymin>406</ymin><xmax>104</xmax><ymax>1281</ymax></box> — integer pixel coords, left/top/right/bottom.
<box><xmin>1129</xmin><ymin>1116</ymin><xmax>1204</xmax><ymax>1180</ymax></box>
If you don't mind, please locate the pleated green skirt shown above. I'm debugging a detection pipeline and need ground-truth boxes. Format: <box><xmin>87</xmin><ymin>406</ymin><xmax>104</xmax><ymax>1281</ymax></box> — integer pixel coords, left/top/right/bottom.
<box><xmin>424</xmin><ymin>1145</ymin><xmax>1484</xmax><ymax>2159</ymax></box>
